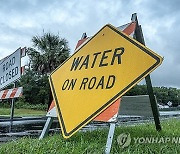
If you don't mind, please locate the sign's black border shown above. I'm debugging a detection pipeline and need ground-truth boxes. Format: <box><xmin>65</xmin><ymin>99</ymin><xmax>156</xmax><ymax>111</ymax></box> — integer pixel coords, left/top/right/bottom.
<box><xmin>49</xmin><ymin>24</ymin><xmax>162</xmax><ymax>138</ymax></box>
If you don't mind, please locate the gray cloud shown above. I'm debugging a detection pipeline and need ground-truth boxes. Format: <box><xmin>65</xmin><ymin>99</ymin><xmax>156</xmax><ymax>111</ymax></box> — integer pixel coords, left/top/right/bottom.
<box><xmin>0</xmin><ymin>0</ymin><xmax>179</xmax><ymax>88</ymax></box>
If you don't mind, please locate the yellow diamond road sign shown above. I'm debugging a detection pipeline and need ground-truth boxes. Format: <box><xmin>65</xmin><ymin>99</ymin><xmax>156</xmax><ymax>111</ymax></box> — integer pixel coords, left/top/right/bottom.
<box><xmin>49</xmin><ymin>24</ymin><xmax>163</xmax><ymax>138</ymax></box>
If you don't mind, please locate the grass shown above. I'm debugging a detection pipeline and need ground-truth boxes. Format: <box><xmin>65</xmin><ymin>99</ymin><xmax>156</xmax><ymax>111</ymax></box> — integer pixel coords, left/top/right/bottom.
<box><xmin>0</xmin><ymin>108</ymin><xmax>46</xmax><ymax>117</ymax></box>
<box><xmin>0</xmin><ymin>100</ymin><xmax>47</xmax><ymax>111</ymax></box>
<box><xmin>0</xmin><ymin>118</ymin><xmax>180</xmax><ymax>153</ymax></box>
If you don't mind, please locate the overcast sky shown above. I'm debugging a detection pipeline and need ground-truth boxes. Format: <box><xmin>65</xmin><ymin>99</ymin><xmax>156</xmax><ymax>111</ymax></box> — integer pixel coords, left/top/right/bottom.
<box><xmin>0</xmin><ymin>0</ymin><xmax>179</xmax><ymax>88</ymax></box>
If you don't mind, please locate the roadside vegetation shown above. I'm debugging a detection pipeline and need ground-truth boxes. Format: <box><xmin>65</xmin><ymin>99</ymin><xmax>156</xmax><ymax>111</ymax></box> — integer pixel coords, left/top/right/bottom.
<box><xmin>0</xmin><ymin>32</ymin><xmax>70</xmax><ymax>116</ymax></box>
<box><xmin>0</xmin><ymin>99</ymin><xmax>46</xmax><ymax>116</ymax></box>
<box><xmin>0</xmin><ymin>119</ymin><xmax>179</xmax><ymax>153</ymax></box>
<box><xmin>126</xmin><ymin>85</ymin><xmax>180</xmax><ymax>107</ymax></box>
<box><xmin>0</xmin><ymin>108</ymin><xmax>45</xmax><ymax>117</ymax></box>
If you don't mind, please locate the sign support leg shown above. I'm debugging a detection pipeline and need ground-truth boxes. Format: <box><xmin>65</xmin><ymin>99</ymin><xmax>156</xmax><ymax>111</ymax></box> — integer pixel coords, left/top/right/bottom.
<box><xmin>145</xmin><ymin>75</ymin><xmax>161</xmax><ymax>131</ymax></box>
<box><xmin>105</xmin><ymin>123</ymin><xmax>116</xmax><ymax>154</ymax></box>
<box><xmin>39</xmin><ymin>117</ymin><xmax>54</xmax><ymax>139</ymax></box>
<box><xmin>9</xmin><ymin>82</ymin><xmax>16</xmax><ymax>132</ymax></box>
<box><xmin>132</xmin><ymin>13</ymin><xmax>162</xmax><ymax>131</ymax></box>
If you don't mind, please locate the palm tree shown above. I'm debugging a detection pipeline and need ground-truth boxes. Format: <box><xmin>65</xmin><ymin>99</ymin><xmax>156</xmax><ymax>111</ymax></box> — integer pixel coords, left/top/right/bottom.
<box><xmin>25</xmin><ymin>32</ymin><xmax>70</xmax><ymax>108</ymax></box>
<box><xmin>27</xmin><ymin>32</ymin><xmax>70</xmax><ymax>75</ymax></box>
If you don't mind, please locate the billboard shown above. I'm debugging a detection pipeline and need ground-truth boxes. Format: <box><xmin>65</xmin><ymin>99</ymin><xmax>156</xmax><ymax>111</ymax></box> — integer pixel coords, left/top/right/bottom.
<box><xmin>0</xmin><ymin>48</ymin><xmax>21</xmax><ymax>90</ymax></box>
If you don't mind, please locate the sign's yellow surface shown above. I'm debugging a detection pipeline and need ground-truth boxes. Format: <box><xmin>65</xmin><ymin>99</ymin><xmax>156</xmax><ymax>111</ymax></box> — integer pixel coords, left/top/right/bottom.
<box><xmin>49</xmin><ymin>24</ymin><xmax>163</xmax><ymax>138</ymax></box>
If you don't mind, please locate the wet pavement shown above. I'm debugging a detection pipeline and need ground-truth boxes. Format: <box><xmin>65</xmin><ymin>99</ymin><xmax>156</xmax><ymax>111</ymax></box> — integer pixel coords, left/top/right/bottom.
<box><xmin>0</xmin><ymin>116</ymin><xmax>60</xmax><ymax>144</ymax></box>
<box><xmin>0</xmin><ymin>111</ymin><xmax>180</xmax><ymax>144</ymax></box>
